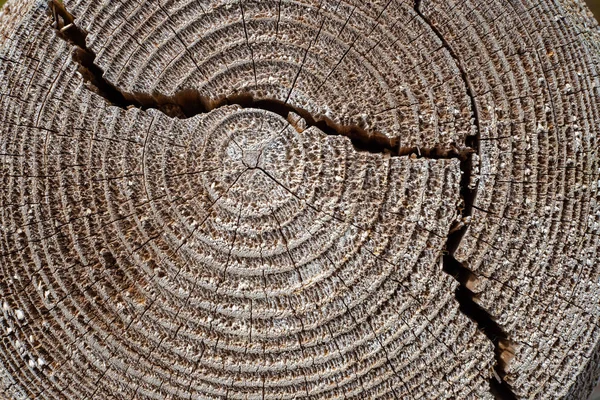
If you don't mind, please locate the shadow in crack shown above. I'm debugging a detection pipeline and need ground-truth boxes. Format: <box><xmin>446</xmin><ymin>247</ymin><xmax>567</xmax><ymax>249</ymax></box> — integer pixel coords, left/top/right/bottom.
<box><xmin>48</xmin><ymin>0</ymin><xmax>519</xmax><ymax>397</ymax></box>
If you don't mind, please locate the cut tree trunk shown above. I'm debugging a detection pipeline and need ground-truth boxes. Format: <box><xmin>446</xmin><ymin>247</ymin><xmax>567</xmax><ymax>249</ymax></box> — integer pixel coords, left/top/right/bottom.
<box><xmin>0</xmin><ymin>0</ymin><xmax>599</xmax><ymax>399</ymax></box>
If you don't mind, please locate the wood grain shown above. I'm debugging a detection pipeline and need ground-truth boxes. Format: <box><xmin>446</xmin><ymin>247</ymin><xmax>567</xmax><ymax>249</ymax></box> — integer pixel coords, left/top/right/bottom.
<box><xmin>0</xmin><ymin>0</ymin><xmax>599</xmax><ymax>399</ymax></box>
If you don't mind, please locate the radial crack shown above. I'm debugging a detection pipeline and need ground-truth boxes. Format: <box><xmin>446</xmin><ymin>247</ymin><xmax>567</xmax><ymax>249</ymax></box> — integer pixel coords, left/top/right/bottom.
<box><xmin>48</xmin><ymin>0</ymin><xmax>513</xmax><ymax>397</ymax></box>
<box><xmin>414</xmin><ymin>1</ymin><xmax>517</xmax><ymax>399</ymax></box>
<box><xmin>48</xmin><ymin>0</ymin><xmax>472</xmax><ymax>161</ymax></box>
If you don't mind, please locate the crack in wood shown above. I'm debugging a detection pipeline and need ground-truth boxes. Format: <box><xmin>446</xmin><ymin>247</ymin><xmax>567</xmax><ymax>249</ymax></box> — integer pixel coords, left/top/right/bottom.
<box><xmin>414</xmin><ymin>1</ymin><xmax>517</xmax><ymax>399</ymax></box>
<box><xmin>49</xmin><ymin>0</ymin><xmax>514</xmax><ymax>397</ymax></box>
<box><xmin>48</xmin><ymin>0</ymin><xmax>472</xmax><ymax>161</ymax></box>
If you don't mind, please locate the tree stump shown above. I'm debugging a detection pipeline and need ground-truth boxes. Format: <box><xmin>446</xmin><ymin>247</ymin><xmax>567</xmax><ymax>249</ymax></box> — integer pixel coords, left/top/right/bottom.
<box><xmin>0</xmin><ymin>0</ymin><xmax>599</xmax><ymax>398</ymax></box>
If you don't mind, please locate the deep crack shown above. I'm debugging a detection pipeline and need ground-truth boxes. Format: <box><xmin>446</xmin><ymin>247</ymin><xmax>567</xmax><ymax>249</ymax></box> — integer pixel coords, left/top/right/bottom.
<box><xmin>414</xmin><ymin>1</ymin><xmax>517</xmax><ymax>399</ymax></box>
<box><xmin>443</xmin><ymin>256</ymin><xmax>517</xmax><ymax>400</ymax></box>
<box><xmin>48</xmin><ymin>0</ymin><xmax>472</xmax><ymax>161</ymax></box>
<box><xmin>49</xmin><ymin>0</ymin><xmax>515</xmax><ymax>398</ymax></box>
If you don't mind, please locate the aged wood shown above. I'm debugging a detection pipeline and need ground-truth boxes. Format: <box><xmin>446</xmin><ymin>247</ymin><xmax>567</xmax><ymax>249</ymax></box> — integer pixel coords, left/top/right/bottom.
<box><xmin>0</xmin><ymin>0</ymin><xmax>599</xmax><ymax>398</ymax></box>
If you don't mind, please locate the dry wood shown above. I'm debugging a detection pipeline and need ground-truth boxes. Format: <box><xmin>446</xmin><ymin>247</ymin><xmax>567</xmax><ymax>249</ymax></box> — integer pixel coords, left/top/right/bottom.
<box><xmin>0</xmin><ymin>0</ymin><xmax>599</xmax><ymax>399</ymax></box>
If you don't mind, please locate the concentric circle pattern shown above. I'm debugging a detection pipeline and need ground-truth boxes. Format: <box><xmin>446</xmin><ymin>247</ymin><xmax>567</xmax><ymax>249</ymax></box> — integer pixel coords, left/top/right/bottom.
<box><xmin>0</xmin><ymin>0</ymin><xmax>599</xmax><ymax>399</ymax></box>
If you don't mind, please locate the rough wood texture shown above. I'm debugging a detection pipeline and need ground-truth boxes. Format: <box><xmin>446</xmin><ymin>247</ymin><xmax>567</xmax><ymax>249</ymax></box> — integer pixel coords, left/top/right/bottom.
<box><xmin>0</xmin><ymin>0</ymin><xmax>599</xmax><ymax>399</ymax></box>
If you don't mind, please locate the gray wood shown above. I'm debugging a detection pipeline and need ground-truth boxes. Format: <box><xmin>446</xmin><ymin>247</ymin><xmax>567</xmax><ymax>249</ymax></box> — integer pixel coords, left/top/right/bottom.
<box><xmin>0</xmin><ymin>0</ymin><xmax>599</xmax><ymax>398</ymax></box>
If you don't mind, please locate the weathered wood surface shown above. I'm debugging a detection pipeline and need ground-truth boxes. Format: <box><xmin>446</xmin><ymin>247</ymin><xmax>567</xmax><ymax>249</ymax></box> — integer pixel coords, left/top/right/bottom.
<box><xmin>0</xmin><ymin>0</ymin><xmax>599</xmax><ymax>398</ymax></box>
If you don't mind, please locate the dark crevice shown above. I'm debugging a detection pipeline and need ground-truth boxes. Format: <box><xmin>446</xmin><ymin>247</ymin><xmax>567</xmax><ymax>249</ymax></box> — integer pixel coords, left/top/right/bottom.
<box><xmin>443</xmin><ymin>256</ymin><xmax>517</xmax><ymax>400</ymax></box>
<box><xmin>50</xmin><ymin>1</ymin><xmax>514</xmax><ymax>398</ymax></box>
<box><xmin>414</xmin><ymin>0</ymin><xmax>481</xmax><ymax>243</ymax></box>
<box><xmin>48</xmin><ymin>0</ymin><xmax>472</xmax><ymax>161</ymax></box>
<box><xmin>414</xmin><ymin>1</ymin><xmax>517</xmax><ymax>399</ymax></box>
